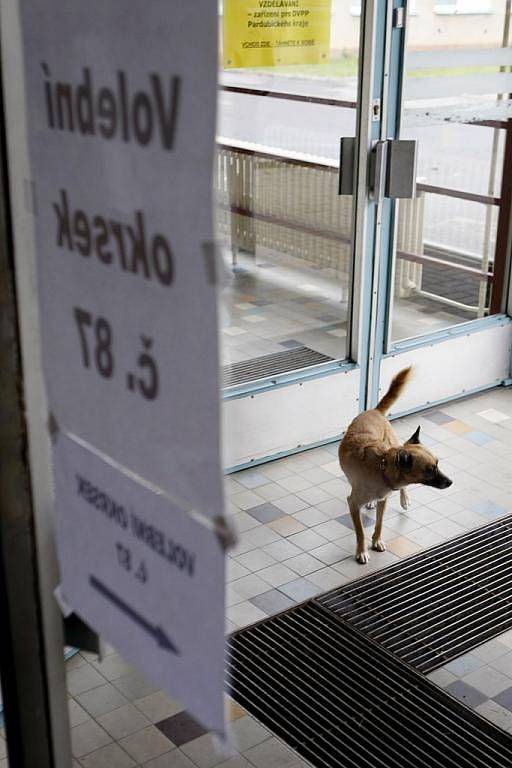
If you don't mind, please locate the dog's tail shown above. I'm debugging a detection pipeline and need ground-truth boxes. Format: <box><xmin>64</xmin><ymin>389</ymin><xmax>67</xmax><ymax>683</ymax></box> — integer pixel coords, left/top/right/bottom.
<box><xmin>376</xmin><ymin>366</ymin><xmax>413</xmax><ymax>415</ymax></box>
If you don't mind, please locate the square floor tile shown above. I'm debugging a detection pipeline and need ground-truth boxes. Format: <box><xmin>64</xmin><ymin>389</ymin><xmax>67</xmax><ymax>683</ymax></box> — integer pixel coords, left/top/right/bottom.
<box><xmin>277</xmin><ymin>475</ymin><xmax>314</xmax><ymax>493</ymax></box>
<box><xmin>463</xmin><ymin>664</ymin><xmax>512</xmax><ymax>697</ymax></box>
<box><xmin>385</xmin><ymin>536</ymin><xmax>422</xmax><ymax>557</ymax></box>
<box><xmin>231</xmin><ymin>491</ymin><xmax>266</xmax><ymax>512</ymax></box>
<box><xmin>472</xmin><ymin>639</ymin><xmax>512</xmax><ymax>664</ymax></box>
<box><xmin>445</xmin><ymin>681</ymin><xmax>487</xmax><ymax>708</ymax></box>
<box><xmin>478</xmin><ymin>409</ymin><xmax>510</xmax><ymax>423</ymax></box>
<box><xmin>231</xmin><ymin>574</ymin><xmax>271</xmax><ymax>600</ymax></box>
<box><xmin>236</xmin><ymin>471</ymin><xmax>269</xmax><ymax>490</ymax></box>
<box><xmin>267</xmin><ymin>516</ymin><xmax>306</xmax><ymax>536</ymax></box>
<box><xmin>493</xmin><ymin>686</ymin><xmax>512</xmax><ymax>711</ymax></box>
<box><xmin>284</xmin><ymin>552</ymin><xmax>324</xmax><ymax>576</ymax></box>
<box><xmin>293</xmin><ymin>507</ymin><xmax>330</xmax><ymax>527</ymax></box>
<box><xmin>464</xmin><ymin>431</ymin><xmax>494</xmax><ymax>446</ymax></box>
<box><xmin>228</xmin><ymin>601</ymin><xmax>268</xmax><ymax>627</ymax></box>
<box><xmin>258</xmin><ymin>563</ymin><xmax>298</xmax><ymax>587</ymax></box>
<box><xmin>92</xmin><ymin>654</ymin><xmax>135</xmax><ymax>682</ymax></box>
<box><xmin>423</xmin><ymin>411</ymin><xmax>454</xmax><ymax>425</ymax></box>
<box><xmin>250</xmin><ymin>589</ymin><xmax>296</xmax><ymax>615</ymax></box>
<box><xmin>120</xmin><ymin>725</ymin><xmax>174</xmax><ymax>763</ymax></box>
<box><xmin>155</xmin><ymin>712</ymin><xmax>207</xmax><ymax>747</ymax></box>
<box><xmin>471</xmin><ymin>500</ymin><xmax>507</xmax><ymax>519</ymax></box>
<box><xmin>263</xmin><ymin>540</ymin><xmax>303</xmax><ymax>561</ymax></box>
<box><xmin>256</xmin><ymin>483</ymin><xmax>289</xmax><ymax>502</ymax></box>
<box><xmin>406</xmin><ymin>527</ymin><xmax>445</xmax><ymax>548</ymax></box>
<box><xmin>287</xmin><ymin>529</ymin><xmax>327</xmax><ymax>551</ymax></box>
<box><xmin>97</xmin><ymin>703</ymin><xmax>150</xmax><ymax>740</ymax></box>
<box><xmin>307</xmin><ymin>566</ymin><xmax>349</xmax><ymax>590</ymax></box>
<box><xmin>181</xmin><ymin>733</ymin><xmax>233</xmax><ymax>768</ymax></box>
<box><xmin>76</xmin><ymin>683</ymin><xmax>129</xmax><ymax>718</ymax></box>
<box><xmin>231</xmin><ymin>512</ymin><xmax>260</xmax><ymax>534</ymax></box>
<box><xmin>295</xmin><ymin>486</ymin><xmax>333</xmax><ymax>506</ymax></box>
<box><xmin>112</xmin><ymin>671</ymin><xmax>160</xmax><ymax>701</ymax></box>
<box><xmin>71</xmin><ymin>720</ymin><xmax>112</xmax><ymax>758</ymax></box>
<box><xmin>488</xmin><ymin>651</ymin><xmax>512</xmax><ymax>676</ymax></box>
<box><xmin>134</xmin><ymin>691</ymin><xmax>184</xmax><ymax>724</ymax></box>
<box><xmin>246</xmin><ymin>503</ymin><xmax>283</xmax><ymax>524</ymax></box>
<box><xmin>278</xmin><ymin>578</ymin><xmax>320</xmax><ymax>602</ymax></box>
<box><xmin>444</xmin><ymin>654</ymin><xmax>484</xmax><ymax>677</ymax></box>
<box><xmin>280</xmin><ymin>339</ymin><xmax>302</xmax><ymax>349</ymax></box>
<box><xmin>79</xmin><ymin>742</ymin><xmax>136</xmax><ymax>768</ymax></box>
<box><xmin>67</xmin><ymin>664</ymin><xmax>106</xmax><ymax>696</ymax></box>
<box><xmin>273</xmin><ymin>495</ymin><xmax>310</xmax><ymax>515</ymax></box>
<box><xmin>313</xmin><ymin>520</ymin><xmax>352</xmax><ymax>542</ymax></box>
<box><xmin>427</xmin><ymin>668</ymin><xmax>458</xmax><ymax>688</ymax></box>
<box><xmin>475</xmin><ymin>700</ymin><xmax>512</xmax><ymax>731</ymax></box>
<box><xmin>243</xmin><ymin>737</ymin><xmax>299</xmax><ymax>768</ymax></box>
<box><xmin>68</xmin><ymin>698</ymin><xmax>91</xmax><ymax>727</ymax></box>
<box><xmin>229</xmin><ymin>715</ymin><xmax>270</xmax><ymax>752</ymax></box>
<box><xmin>443</xmin><ymin>420</ymin><xmax>473</xmax><ymax>435</ymax></box>
<box><xmin>225</xmin><ymin>697</ymin><xmax>246</xmax><ymax>723</ymax></box>
<box><xmin>310</xmin><ymin>541</ymin><xmax>351</xmax><ymax>566</ymax></box>
<box><xmin>234</xmin><ymin>550</ymin><xmax>276</xmax><ymax>572</ymax></box>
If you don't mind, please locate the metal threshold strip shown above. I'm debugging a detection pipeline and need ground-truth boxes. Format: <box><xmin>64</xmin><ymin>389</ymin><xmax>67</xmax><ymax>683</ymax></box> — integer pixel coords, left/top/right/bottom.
<box><xmin>226</xmin><ymin>601</ymin><xmax>512</xmax><ymax>768</ymax></box>
<box><xmin>222</xmin><ymin>346</ymin><xmax>333</xmax><ymax>387</ymax></box>
<box><xmin>318</xmin><ymin>513</ymin><xmax>512</xmax><ymax>672</ymax></box>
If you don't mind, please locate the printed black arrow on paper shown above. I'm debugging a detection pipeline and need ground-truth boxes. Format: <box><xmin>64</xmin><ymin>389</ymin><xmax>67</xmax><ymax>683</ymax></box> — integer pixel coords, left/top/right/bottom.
<box><xmin>89</xmin><ymin>575</ymin><xmax>179</xmax><ymax>654</ymax></box>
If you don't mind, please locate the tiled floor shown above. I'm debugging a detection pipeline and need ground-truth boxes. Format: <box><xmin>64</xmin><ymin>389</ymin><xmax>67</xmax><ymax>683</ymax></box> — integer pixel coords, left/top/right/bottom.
<box><xmin>2</xmin><ymin>387</ymin><xmax>512</xmax><ymax>766</ymax></box>
<box><xmin>220</xmin><ymin>250</ymin><xmax>469</xmax><ymax>368</ymax></box>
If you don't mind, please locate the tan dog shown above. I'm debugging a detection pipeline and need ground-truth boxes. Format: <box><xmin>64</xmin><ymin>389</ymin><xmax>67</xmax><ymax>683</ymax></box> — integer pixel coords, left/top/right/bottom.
<box><xmin>339</xmin><ymin>366</ymin><xmax>452</xmax><ymax>563</ymax></box>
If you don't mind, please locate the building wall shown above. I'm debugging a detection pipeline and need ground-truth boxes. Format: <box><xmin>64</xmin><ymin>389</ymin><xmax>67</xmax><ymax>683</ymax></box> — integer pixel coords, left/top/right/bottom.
<box><xmin>331</xmin><ymin>0</ymin><xmax>506</xmax><ymax>54</ymax></box>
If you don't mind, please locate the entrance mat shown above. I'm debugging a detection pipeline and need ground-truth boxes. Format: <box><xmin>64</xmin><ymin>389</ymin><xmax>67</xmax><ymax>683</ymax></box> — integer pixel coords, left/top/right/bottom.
<box><xmin>222</xmin><ymin>345</ymin><xmax>333</xmax><ymax>387</ymax></box>
<box><xmin>226</xmin><ymin>601</ymin><xmax>512</xmax><ymax>768</ymax></box>
<box><xmin>318</xmin><ymin>514</ymin><xmax>512</xmax><ymax>672</ymax></box>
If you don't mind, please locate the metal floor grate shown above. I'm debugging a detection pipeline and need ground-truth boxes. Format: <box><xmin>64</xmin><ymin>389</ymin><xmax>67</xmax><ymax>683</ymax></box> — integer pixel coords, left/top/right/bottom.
<box><xmin>222</xmin><ymin>346</ymin><xmax>333</xmax><ymax>387</ymax></box>
<box><xmin>318</xmin><ymin>514</ymin><xmax>512</xmax><ymax>672</ymax></box>
<box><xmin>226</xmin><ymin>601</ymin><xmax>512</xmax><ymax>768</ymax></box>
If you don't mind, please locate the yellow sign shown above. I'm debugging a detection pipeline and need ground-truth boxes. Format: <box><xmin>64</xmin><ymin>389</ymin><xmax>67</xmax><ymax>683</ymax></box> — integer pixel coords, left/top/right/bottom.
<box><xmin>223</xmin><ymin>0</ymin><xmax>331</xmax><ymax>68</ymax></box>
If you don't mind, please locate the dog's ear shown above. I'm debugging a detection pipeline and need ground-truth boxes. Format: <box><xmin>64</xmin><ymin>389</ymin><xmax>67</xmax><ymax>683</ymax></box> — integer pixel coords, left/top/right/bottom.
<box><xmin>405</xmin><ymin>426</ymin><xmax>421</xmax><ymax>445</ymax></box>
<box><xmin>397</xmin><ymin>449</ymin><xmax>413</xmax><ymax>471</ymax></box>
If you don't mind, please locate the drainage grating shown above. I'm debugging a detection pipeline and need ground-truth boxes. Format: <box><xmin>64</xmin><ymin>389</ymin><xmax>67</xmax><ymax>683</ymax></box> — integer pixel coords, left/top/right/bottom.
<box><xmin>226</xmin><ymin>601</ymin><xmax>512</xmax><ymax>768</ymax></box>
<box><xmin>318</xmin><ymin>514</ymin><xmax>512</xmax><ymax>672</ymax></box>
<box><xmin>222</xmin><ymin>346</ymin><xmax>333</xmax><ymax>387</ymax></box>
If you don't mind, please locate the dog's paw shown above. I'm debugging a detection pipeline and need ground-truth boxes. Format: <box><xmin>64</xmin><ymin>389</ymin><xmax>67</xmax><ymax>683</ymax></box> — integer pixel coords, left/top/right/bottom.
<box><xmin>365</xmin><ymin>501</ymin><xmax>377</xmax><ymax>511</ymax></box>
<box><xmin>356</xmin><ymin>550</ymin><xmax>370</xmax><ymax>564</ymax></box>
<box><xmin>372</xmin><ymin>538</ymin><xmax>386</xmax><ymax>552</ymax></box>
<box><xmin>400</xmin><ymin>490</ymin><xmax>410</xmax><ymax>511</ymax></box>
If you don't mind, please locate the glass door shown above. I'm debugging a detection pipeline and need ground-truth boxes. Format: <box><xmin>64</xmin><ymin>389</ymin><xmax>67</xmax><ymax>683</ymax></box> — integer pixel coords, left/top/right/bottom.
<box><xmin>217</xmin><ymin>1</ymin><xmax>380</xmax><ymax>469</ymax></box>
<box><xmin>374</xmin><ymin>0</ymin><xmax>512</xmax><ymax>415</ymax></box>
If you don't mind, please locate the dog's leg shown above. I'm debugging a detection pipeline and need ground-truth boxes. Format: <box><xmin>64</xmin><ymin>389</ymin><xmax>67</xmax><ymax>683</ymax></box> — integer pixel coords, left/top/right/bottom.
<box><xmin>348</xmin><ymin>495</ymin><xmax>369</xmax><ymax>564</ymax></box>
<box><xmin>365</xmin><ymin>501</ymin><xmax>376</xmax><ymax>511</ymax></box>
<box><xmin>400</xmin><ymin>488</ymin><xmax>410</xmax><ymax>511</ymax></box>
<box><xmin>372</xmin><ymin>498</ymin><xmax>387</xmax><ymax>552</ymax></box>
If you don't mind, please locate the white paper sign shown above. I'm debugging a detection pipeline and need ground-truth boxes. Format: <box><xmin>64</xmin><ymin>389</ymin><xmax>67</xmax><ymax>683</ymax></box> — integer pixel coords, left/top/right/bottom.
<box><xmin>19</xmin><ymin>0</ymin><xmax>226</xmax><ymax>734</ymax></box>
<box><xmin>53</xmin><ymin>433</ymin><xmax>225</xmax><ymax>734</ymax></box>
<box><xmin>20</xmin><ymin>1</ymin><xmax>223</xmax><ymax>518</ymax></box>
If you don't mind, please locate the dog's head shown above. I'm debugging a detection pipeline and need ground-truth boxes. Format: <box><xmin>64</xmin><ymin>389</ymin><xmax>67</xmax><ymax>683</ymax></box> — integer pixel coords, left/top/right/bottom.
<box><xmin>394</xmin><ymin>426</ymin><xmax>452</xmax><ymax>489</ymax></box>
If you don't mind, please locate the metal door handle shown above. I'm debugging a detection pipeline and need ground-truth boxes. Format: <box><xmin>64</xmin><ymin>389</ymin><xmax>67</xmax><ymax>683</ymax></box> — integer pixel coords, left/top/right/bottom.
<box><xmin>338</xmin><ymin>137</ymin><xmax>356</xmax><ymax>196</ymax></box>
<box><xmin>339</xmin><ymin>137</ymin><xmax>418</xmax><ymax>200</ymax></box>
<box><xmin>386</xmin><ymin>139</ymin><xmax>417</xmax><ymax>199</ymax></box>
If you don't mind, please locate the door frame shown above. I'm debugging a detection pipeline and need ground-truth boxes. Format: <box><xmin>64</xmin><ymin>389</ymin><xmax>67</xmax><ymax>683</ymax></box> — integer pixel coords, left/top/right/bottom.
<box><xmin>223</xmin><ymin>0</ymin><xmax>390</xmax><ymax>471</ymax></box>
<box><xmin>222</xmin><ymin>0</ymin><xmax>512</xmax><ymax>471</ymax></box>
<box><xmin>368</xmin><ymin>0</ymin><xmax>512</xmax><ymax>417</ymax></box>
